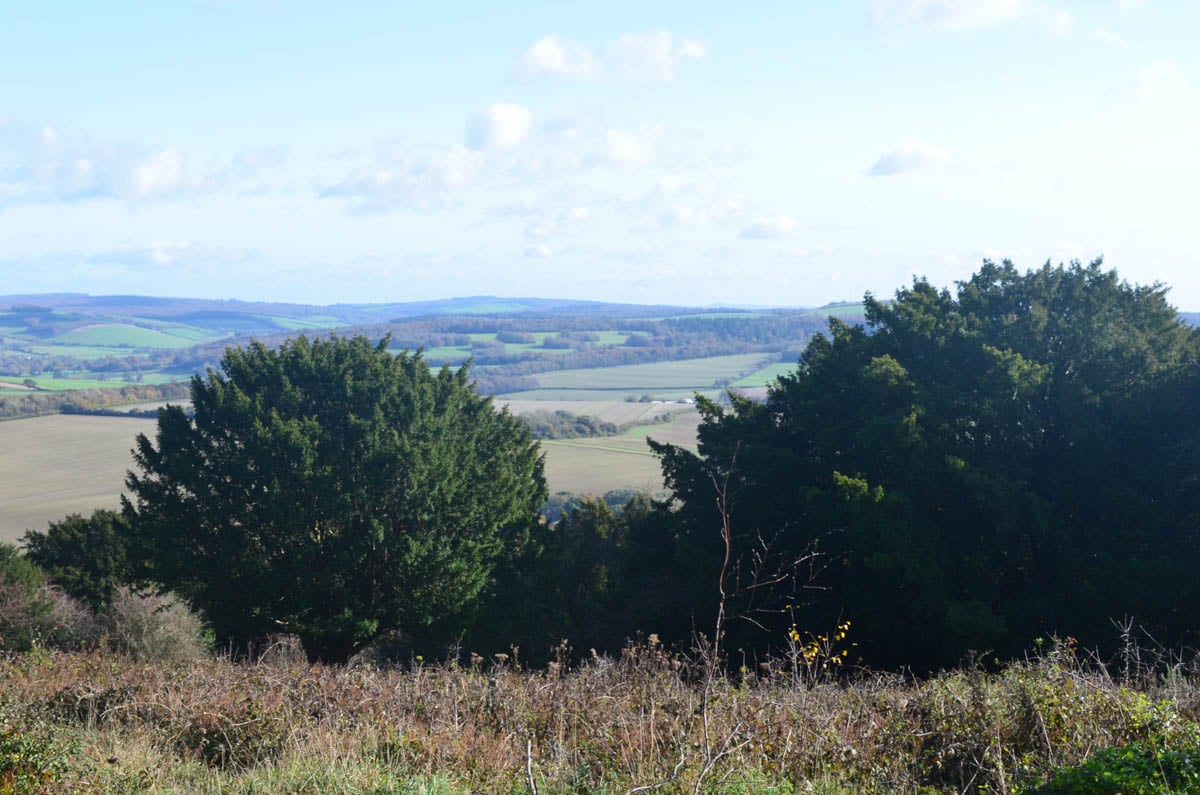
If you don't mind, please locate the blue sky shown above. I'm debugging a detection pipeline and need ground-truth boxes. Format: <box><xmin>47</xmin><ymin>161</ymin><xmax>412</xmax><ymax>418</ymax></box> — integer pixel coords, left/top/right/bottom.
<box><xmin>2</xmin><ymin>0</ymin><xmax>1198</xmax><ymax>308</ymax></box>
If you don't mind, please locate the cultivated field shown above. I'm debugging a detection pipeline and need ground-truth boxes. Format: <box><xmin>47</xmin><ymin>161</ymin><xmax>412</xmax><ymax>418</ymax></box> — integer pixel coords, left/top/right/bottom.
<box><xmin>0</xmin><ymin>414</ymin><xmax>150</xmax><ymax>541</ymax></box>
<box><xmin>0</xmin><ymin>404</ymin><xmax>703</xmax><ymax>541</ymax></box>
<box><xmin>529</xmin><ymin>353</ymin><xmax>771</xmax><ymax>390</ymax></box>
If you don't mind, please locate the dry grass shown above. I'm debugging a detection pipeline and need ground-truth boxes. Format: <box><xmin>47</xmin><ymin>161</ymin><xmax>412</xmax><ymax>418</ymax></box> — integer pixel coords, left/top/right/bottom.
<box><xmin>2</xmin><ymin>637</ymin><xmax>1199</xmax><ymax>793</ymax></box>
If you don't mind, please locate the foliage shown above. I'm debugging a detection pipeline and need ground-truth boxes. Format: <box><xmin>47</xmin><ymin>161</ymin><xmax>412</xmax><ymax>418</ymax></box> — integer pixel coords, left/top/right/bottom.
<box><xmin>519</xmin><ymin>409</ymin><xmax>620</xmax><ymax>439</ymax></box>
<box><xmin>1028</xmin><ymin>739</ymin><xmax>1200</xmax><ymax>794</ymax></box>
<box><xmin>22</xmin><ymin>508</ymin><xmax>133</xmax><ymax>610</ymax></box>
<box><xmin>652</xmin><ymin>260</ymin><xmax>1200</xmax><ymax>670</ymax></box>
<box><xmin>123</xmin><ymin>334</ymin><xmax>546</xmax><ymax>664</ymax></box>
<box><xmin>0</xmin><ymin>543</ymin><xmax>94</xmax><ymax>652</ymax></box>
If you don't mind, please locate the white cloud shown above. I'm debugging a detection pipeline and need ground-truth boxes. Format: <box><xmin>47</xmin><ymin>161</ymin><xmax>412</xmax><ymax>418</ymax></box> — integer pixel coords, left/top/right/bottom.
<box><xmin>129</xmin><ymin>147</ymin><xmax>185</xmax><ymax>198</ymax></box>
<box><xmin>1047</xmin><ymin>9</ymin><xmax>1073</xmax><ymax>35</ymax></box>
<box><xmin>609</xmin><ymin>30</ymin><xmax>706</xmax><ymax>81</ymax></box>
<box><xmin>89</xmin><ymin>240</ymin><xmax>256</xmax><ymax>268</ymax></box>
<box><xmin>230</xmin><ymin>145</ymin><xmax>289</xmax><ymax>177</ymax></box>
<box><xmin>1136</xmin><ymin>61</ymin><xmax>1188</xmax><ymax>100</ymax></box>
<box><xmin>603</xmin><ymin>126</ymin><xmax>663</xmax><ymax>169</ymax></box>
<box><xmin>0</xmin><ymin>118</ymin><xmax>251</xmax><ymax>207</ymax></box>
<box><xmin>738</xmin><ymin>216</ymin><xmax>799</xmax><ymax>240</ymax></box>
<box><xmin>515</xmin><ymin>30</ymin><xmax>704</xmax><ymax>82</ymax></box>
<box><xmin>320</xmin><ymin>145</ymin><xmax>485</xmax><ymax>211</ymax></box>
<box><xmin>874</xmin><ymin>0</ymin><xmax>1026</xmax><ymax>31</ymax></box>
<box><xmin>867</xmin><ymin>142</ymin><xmax>952</xmax><ymax>176</ymax></box>
<box><xmin>465</xmin><ymin>104</ymin><xmax>533</xmax><ymax>151</ymax></box>
<box><xmin>514</xmin><ymin>34</ymin><xmax>600</xmax><ymax>80</ymax></box>
<box><xmin>1093</xmin><ymin>27</ymin><xmax>1128</xmax><ymax>47</ymax></box>
<box><xmin>524</xmin><ymin>243</ymin><xmax>554</xmax><ymax>258</ymax></box>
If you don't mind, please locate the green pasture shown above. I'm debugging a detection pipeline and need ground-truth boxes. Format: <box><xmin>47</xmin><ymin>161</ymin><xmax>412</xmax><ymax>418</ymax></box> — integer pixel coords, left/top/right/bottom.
<box><xmin>538</xmin><ymin>410</ymin><xmax>699</xmax><ymax>494</ymax></box>
<box><xmin>52</xmin><ymin>324</ymin><xmax>200</xmax><ymax>349</ymax></box>
<box><xmin>530</xmin><ymin>353</ymin><xmax>770</xmax><ymax>390</ymax></box>
<box><xmin>732</xmin><ymin>362</ymin><xmax>797</xmax><ymax>387</ymax></box>
<box><xmin>251</xmin><ymin>314</ymin><xmax>347</xmax><ymax>331</ymax></box>
<box><xmin>9</xmin><ymin>373</ymin><xmax>182</xmax><ymax>391</ymax></box>
<box><xmin>803</xmin><ymin>302</ymin><xmax>864</xmax><ymax>318</ymax></box>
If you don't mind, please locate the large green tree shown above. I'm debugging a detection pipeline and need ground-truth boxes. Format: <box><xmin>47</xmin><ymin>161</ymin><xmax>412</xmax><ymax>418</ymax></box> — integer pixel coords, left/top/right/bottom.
<box><xmin>653</xmin><ymin>260</ymin><xmax>1200</xmax><ymax>669</ymax></box>
<box><xmin>124</xmin><ymin>334</ymin><xmax>546</xmax><ymax>664</ymax></box>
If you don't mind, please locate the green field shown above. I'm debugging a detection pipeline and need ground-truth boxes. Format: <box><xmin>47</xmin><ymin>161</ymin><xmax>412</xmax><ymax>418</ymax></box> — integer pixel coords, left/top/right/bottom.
<box><xmin>52</xmin><ymin>324</ymin><xmax>202</xmax><ymax>349</ymax></box>
<box><xmin>732</xmin><ymin>362</ymin><xmax>797</xmax><ymax>387</ymax></box>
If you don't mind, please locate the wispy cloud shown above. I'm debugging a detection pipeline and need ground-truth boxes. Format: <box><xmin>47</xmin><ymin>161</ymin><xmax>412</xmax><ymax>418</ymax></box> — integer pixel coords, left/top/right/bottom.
<box><xmin>1093</xmin><ymin>27</ymin><xmax>1128</xmax><ymax>47</ymax></box>
<box><xmin>867</xmin><ymin>142</ymin><xmax>952</xmax><ymax>176</ymax></box>
<box><xmin>515</xmin><ymin>30</ymin><xmax>705</xmax><ymax>82</ymax></box>
<box><xmin>319</xmin><ymin>143</ymin><xmax>485</xmax><ymax>212</ymax></box>
<box><xmin>873</xmin><ymin>0</ymin><xmax>1026</xmax><ymax>32</ymax></box>
<box><xmin>738</xmin><ymin>216</ymin><xmax>799</xmax><ymax>240</ymax></box>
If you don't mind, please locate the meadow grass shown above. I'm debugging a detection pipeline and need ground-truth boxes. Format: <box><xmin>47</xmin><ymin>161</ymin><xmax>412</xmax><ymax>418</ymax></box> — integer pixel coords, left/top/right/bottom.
<box><xmin>2</xmin><ymin>636</ymin><xmax>1196</xmax><ymax>794</ymax></box>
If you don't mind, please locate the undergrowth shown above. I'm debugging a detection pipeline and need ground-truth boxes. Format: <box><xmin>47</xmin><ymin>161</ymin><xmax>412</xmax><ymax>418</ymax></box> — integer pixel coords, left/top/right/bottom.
<box><xmin>0</xmin><ymin>636</ymin><xmax>1198</xmax><ymax>793</ymax></box>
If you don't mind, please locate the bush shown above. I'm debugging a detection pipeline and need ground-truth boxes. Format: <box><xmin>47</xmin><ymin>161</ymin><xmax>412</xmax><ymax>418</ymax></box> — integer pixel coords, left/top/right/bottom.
<box><xmin>101</xmin><ymin>587</ymin><xmax>210</xmax><ymax>663</ymax></box>
<box><xmin>0</xmin><ymin>544</ymin><xmax>94</xmax><ymax>651</ymax></box>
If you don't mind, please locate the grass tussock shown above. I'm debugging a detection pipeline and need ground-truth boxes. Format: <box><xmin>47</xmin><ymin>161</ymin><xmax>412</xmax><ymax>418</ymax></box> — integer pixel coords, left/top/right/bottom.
<box><xmin>0</xmin><ymin>637</ymin><xmax>1199</xmax><ymax>793</ymax></box>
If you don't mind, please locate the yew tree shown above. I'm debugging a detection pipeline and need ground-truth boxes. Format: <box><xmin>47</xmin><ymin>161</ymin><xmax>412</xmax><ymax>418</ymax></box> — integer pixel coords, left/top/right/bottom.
<box><xmin>124</xmin><ymin>335</ymin><xmax>545</xmax><ymax>664</ymax></box>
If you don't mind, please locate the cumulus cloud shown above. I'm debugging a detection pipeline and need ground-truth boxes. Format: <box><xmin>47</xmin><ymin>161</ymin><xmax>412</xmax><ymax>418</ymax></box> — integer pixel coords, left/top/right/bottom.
<box><xmin>320</xmin><ymin>144</ymin><xmax>485</xmax><ymax>211</ymax></box>
<box><xmin>465</xmin><ymin>104</ymin><xmax>533</xmax><ymax>151</ymax></box>
<box><xmin>874</xmin><ymin>0</ymin><xmax>1026</xmax><ymax>31</ymax></box>
<box><xmin>524</xmin><ymin>243</ymin><xmax>554</xmax><ymax>258</ymax></box>
<box><xmin>867</xmin><ymin>142</ymin><xmax>952</xmax><ymax>176</ymax></box>
<box><xmin>609</xmin><ymin>31</ymin><xmax>706</xmax><ymax>81</ymax></box>
<box><xmin>514</xmin><ymin>34</ymin><xmax>600</xmax><ymax>80</ymax></box>
<box><xmin>0</xmin><ymin>118</ymin><xmax>245</xmax><ymax>207</ymax></box>
<box><xmin>514</xmin><ymin>30</ymin><xmax>704</xmax><ymax>82</ymax></box>
<box><xmin>738</xmin><ymin>216</ymin><xmax>799</xmax><ymax>240</ymax></box>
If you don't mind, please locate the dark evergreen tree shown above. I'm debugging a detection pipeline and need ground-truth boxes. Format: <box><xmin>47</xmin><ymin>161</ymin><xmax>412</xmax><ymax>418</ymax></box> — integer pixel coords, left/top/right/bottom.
<box><xmin>653</xmin><ymin>260</ymin><xmax>1200</xmax><ymax>670</ymax></box>
<box><xmin>22</xmin><ymin>509</ymin><xmax>132</xmax><ymax>610</ymax></box>
<box><xmin>123</xmin><ymin>334</ymin><xmax>546</xmax><ymax>664</ymax></box>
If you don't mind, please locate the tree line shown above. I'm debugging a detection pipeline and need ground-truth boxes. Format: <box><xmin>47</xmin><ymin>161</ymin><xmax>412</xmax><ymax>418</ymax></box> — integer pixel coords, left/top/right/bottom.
<box><xmin>16</xmin><ymin>260</ymin><xmax>1200</xmax><ymax>671</ymax></box>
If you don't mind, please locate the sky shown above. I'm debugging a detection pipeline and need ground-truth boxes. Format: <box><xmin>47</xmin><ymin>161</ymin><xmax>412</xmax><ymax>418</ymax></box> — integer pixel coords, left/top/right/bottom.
<box><xmin>2</xmin><ymin>0</ymin><xmax>1198</xmax><ymax>309</ymax></box>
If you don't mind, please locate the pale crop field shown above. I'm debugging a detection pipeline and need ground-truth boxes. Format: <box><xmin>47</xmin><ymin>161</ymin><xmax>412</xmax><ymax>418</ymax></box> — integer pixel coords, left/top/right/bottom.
<box><xmin>0</xmin><ymin>414</ymin><xmax>149</xmax><ymax>542</ymax></box>
<box><xmin>530</xmin><ymin>353</ymin><xmax>771</xmax><ymax>390</ymax></box>
<box><xmin>0</xmin><ymin>408</ymin><xmax>703</xmax><ymax>541</ymax></box>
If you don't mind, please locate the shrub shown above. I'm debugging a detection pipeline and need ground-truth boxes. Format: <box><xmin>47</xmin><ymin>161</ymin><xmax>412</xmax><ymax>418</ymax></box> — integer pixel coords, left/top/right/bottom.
<box><xmin>101</xmin><ymin>587</ymin><xmax>209</xmax><ymax>663</ymax></box>
<box><xmin>0</xmin><ymin>544</ymin><xmax>94</xmax><ymax>651</ymax></box>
